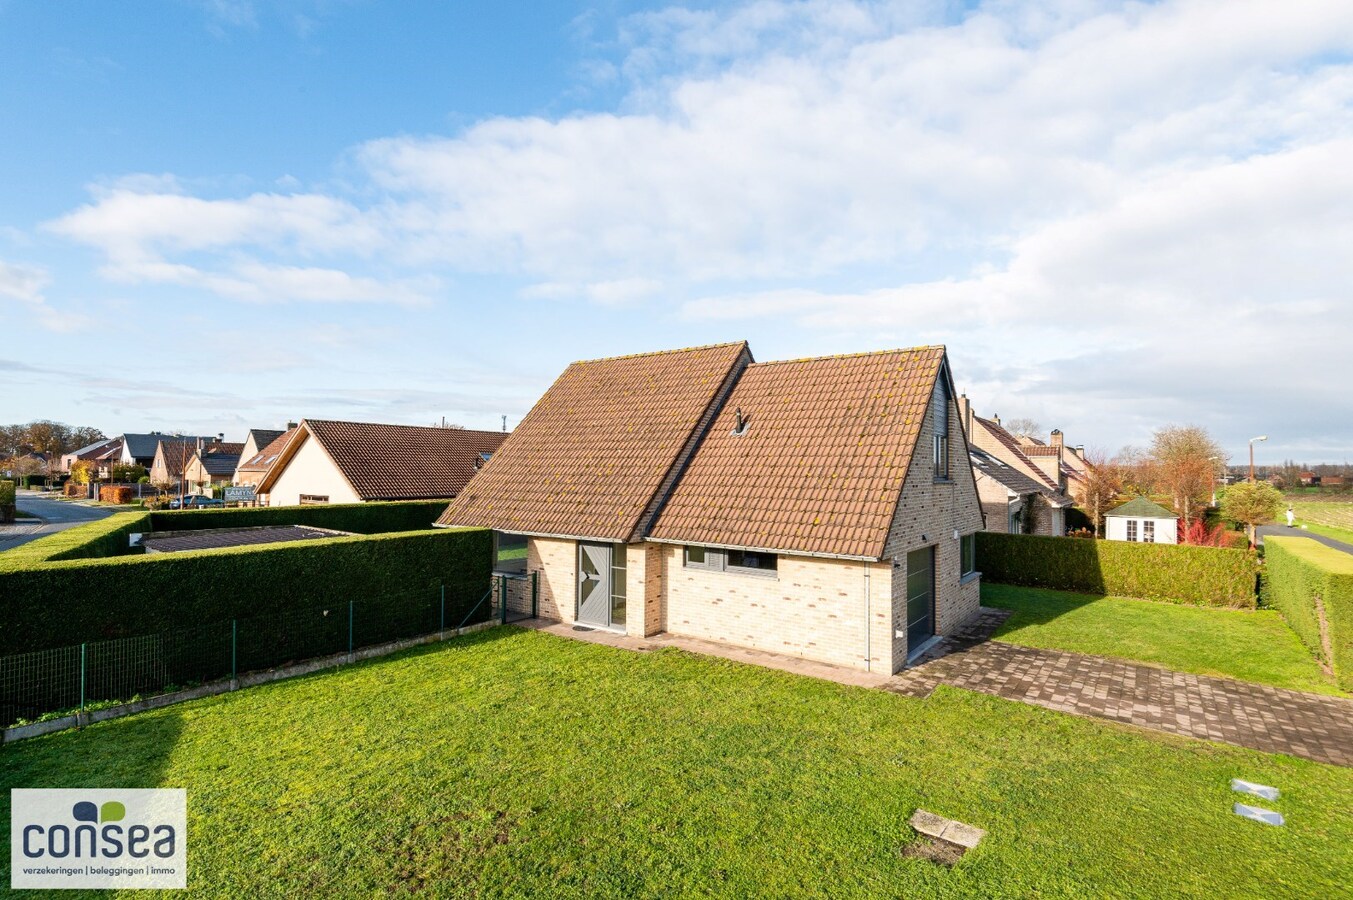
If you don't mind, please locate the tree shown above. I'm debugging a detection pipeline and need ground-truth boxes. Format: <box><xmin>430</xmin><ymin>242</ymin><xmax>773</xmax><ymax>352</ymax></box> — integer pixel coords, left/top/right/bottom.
<box><xmin>1150</xmin><ymin>425</ymin><xmax>1225</xmax><ymax>526</ymax></box>
<box><xmin>1077</xmin><ymin>448</ymin><xmax>1122</xmax><ymax>537</ymax></box>
<box><xmin>1112</xmin><ymin>445</ymin><xmax>1155</xmax><ymax>496</ymax></box>
<box><xmin>1220</xmin><ymin>481</ymin><xmax>1283</xmax><ymax>546</ymax></box>
<box><xmin>1004</xmin><ymin>417</ymin><xmax>1043</xmax><ymax>441</ymax></box>
<box><xmin>69</xmin><ymin>459</ymin><xmax>94</xmax><ymax>485</ymax></box>
<box><xmin>0</xmin><ymin>421</ymin><xmax>106</xmax><ymax>457</ymax></box>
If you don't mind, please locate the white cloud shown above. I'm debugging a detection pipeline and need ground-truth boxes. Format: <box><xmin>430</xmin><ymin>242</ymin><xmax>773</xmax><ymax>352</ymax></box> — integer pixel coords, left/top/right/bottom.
<box><xmin>37</xmin><ymin>0</ymin><xmax>1353</xmax><ymax>453</ymax></box>
<box><xmin>0</xmin><ymin>259</ymin><xmax>91</xmax><ymax>332</ymax></box>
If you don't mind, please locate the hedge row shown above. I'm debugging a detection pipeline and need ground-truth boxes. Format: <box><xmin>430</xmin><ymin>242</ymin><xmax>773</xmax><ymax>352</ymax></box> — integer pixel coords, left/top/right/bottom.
<box><xmin>0</xmin><ymin>526</ymin><xmax>493</xmax><ymax>654</ymax></box>
<box><xmin>0</xmin><ymin>480</ymin><xmax>13</xmax><ymax>524</ymax></box>
<box><xmin>1263</xmin><ymin>537</ymin><xmax>1353</xmax><ymax>691</ymax></box>
<box><xmin>0</xmin><ymin>512</ymin><xmax>153</xmax><ymax>569</ymax></box>
<box><xmin>148</xmin><ymin>500</ymin><xmax>447</xmax><ymax>535</ymax></box>
<box><xmin>976</xmin><ymin>532</ymin><xmax>1259</xmax><ymax>607</ymax></box>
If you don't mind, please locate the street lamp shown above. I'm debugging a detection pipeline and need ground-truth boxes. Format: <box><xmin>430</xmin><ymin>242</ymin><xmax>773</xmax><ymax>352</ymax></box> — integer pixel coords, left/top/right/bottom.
<box><xmin>1249</xmin><ymin>436</ymin><xmax>1268</xmax><ymax>483</ymax></box>
<box><xmin>1208</xmin><ymin>455</ymin><xmax>1220</xmax><ymax>506</ymax></box>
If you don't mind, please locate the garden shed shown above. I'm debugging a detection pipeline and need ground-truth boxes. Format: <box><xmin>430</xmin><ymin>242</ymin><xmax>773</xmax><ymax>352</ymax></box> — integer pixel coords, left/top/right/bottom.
<box><xmin>1104</xmin><ymin>497</ymin><xmax>1178</xmax><ymax>545</ymax></box>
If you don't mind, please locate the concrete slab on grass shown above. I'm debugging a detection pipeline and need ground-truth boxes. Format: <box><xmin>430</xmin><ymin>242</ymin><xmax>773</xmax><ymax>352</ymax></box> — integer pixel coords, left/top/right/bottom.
<box><xmin>909</xmin><ymin>810</ymin><xmax>986</xmax><ymax>849</ymax></box>
<box><xmin>1231</xmin><ymin>779</ymin><xmax>1279</xmax><ymax>801</ymax></box>
<box><xmin>1233</xmin><ymin>804</ymin><xmax>1284</xmax><ymax>827</ymax></box>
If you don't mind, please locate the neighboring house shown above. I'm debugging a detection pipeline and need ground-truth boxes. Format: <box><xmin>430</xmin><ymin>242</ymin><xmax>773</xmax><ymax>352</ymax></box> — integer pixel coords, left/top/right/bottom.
<box><xmin>957</xmin><ymin>399</ymin><xmax>1069</xmax><ymax>536</ymax></box>
<box><xmin>1300</xmin><ymin>472</ymin><xmax>1319</xmax><ymax>486</ymax></box>
<box><xmin>437</xmin><ymin>341</ymin><xmax>984</xmax><ymax>674</ymax></box>
<box><xmin>238</xmin><ymin>428</ymin><xmax>287</xmax><ymax>468</ymax></box>
<box><xmin>182</xmin><ymin>443</ymin><xmax>245</xmax><ymax>494</ymax></box>
<box><xmin>1324</xmin><ymin>475</ymin><xmax>1346</xmax><ymax>487</ymax></box>
<box><xmin>149</xmin><ymin>439</ymin><xmax>201</xmax><ymax>486</ymax></box>
<box><xmin>252</xmin><ymin>419</ymin><xmax>509</xmax><ymax>507</ymax></box>
<box><xmin>118</xmin><ymin>432</ymin><xmax>217</xmax><ymax>469</ymax></box>
<box><xmin>1104</xmin><ymin>497</ymin><xmax>1179</xmax><ymax>545</ymax></box>
<box><xmin>233</xmin><ymin>427</ymin><xmax>297</xmax><ymax>488</ymax></box>
<box><xmin>59</xmin><ymin>438</ymin><xmax>119</xmax><ymax>474</ymax></box>
<box><xmin>969</xmin><ymin>446</ymin><xmax>1072</xmax><ymax>535</ymax></box>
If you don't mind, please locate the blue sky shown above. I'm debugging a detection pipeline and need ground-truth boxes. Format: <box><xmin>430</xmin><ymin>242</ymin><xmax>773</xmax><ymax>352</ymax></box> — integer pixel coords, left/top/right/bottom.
<box><xmin>2</xmin><ymin>0</ymin><xmax>1351</xmax><ymax>465</ymax></box>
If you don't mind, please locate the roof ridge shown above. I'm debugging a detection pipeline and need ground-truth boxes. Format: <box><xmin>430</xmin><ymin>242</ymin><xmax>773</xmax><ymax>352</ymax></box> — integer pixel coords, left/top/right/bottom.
<box><xmin>748</xmin><ymin>345</ymin><xmax>944</xmax><ymax>367</ymax></box>
<box><xmin>303</xmin><ymin>418</ymin><xmax>507</xmax><ymax>437</ymax></box>
<box><xmin>570</xmin><ymin>340</ymin><xmax>748</xmax><ymax>365</ymax></box>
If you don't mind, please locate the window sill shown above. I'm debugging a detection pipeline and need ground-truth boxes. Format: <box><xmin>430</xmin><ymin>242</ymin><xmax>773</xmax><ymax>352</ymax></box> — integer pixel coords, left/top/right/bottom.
<box><xmin>960</xmin><ymin>571</ymin><xmax>982</xmax><ymax>586</ymax></box>
<box><xmin>933</xmin><ymin>478</ymin><xmax>954</xmax><ymax>485</ymax></box>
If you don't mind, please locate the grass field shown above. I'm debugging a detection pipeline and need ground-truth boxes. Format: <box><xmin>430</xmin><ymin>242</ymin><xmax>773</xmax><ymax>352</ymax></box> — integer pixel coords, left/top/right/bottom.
<box><xmin>984</xmin><ymin>584</ymin><xmax>1343</xmax><ymax>696</ymax></box>
<box><xmin>3</xmin><ymin>627</ymin><xmax>1351</xmax><ymax>898</ymax></box>
<box><xmin>1287</xmin><ymin>499</ymin><xmax>1353</xmax><ymax>545</ymax></box>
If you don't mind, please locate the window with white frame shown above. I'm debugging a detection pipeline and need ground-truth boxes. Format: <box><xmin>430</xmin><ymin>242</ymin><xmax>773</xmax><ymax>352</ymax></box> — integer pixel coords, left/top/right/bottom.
<box><xmin>1143</xmin><ymin>520</ymin><xmax>1155</xmax><ymax>543</ymax></box>
<box><xmin>1126</xmin><ymin>519</ymin><xmax>1138</xmax><ymax>541</ymax></box>
<box><xmin>683</xmin><ymin>546</ymin><xmax>778</xmax><ymax>575</ymax></box>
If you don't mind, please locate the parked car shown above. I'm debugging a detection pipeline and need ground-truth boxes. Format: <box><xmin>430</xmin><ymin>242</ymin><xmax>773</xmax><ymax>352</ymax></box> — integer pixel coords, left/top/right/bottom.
<box><xmin>169</xmin><ymin>495</ymin><xmax>224</xmax><ymax>509</ymax></box>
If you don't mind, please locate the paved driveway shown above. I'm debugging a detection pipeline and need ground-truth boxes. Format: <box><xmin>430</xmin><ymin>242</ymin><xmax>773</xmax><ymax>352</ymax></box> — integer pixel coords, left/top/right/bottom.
<box><xmin>0</xmin><ymin>491</ymin><xmax>118</xmax><ymax>553</ymax></box>
<box><xmin>888</xmin><ymin>610</ymin><xmax>1353</xmax><ymax>767</ymax></box>
<box><xmin>1256</xmin><ymin>523</ymin><xmax>1353</xmax><ymax>556</ymax></box>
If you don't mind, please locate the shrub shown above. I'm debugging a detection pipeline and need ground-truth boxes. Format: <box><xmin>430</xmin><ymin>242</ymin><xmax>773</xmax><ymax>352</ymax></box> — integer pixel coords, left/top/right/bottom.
<box><xmin>0</xmin><ymin>512</ymin><xmax>152</xmax><ymax>569</ymax></box>
<box><xmin>99</xmin><ymin>485</ymin><xmax>134</xmax><ymax>504</ymax></box>
<box><xmin>149</xmin><ymin>500</ymin><xmax>447</xmax><ymax>535</ymax></box>
<box><xmin>0</xmin><ymin>527</ymin><xmax>492</xmax><ymax>654</ymax></box>
<box><xmin>0</xmin><ymin>480</ymin><xmax>13</xmax><ymax>524</ymax></box>
<box><xmin>63</xmin><ymin>482</ymin><xmax>85</xmax><ymax>498</ymax></box>
<box><xmin>1263</xmin><ymin>537</ymin><xmax>1353</xmax><ymax>690</ymax></box>
<box><xmin>976</xmin><ymin>532</ymin><xmax>1258</xmax><ymax>607</ymax></box>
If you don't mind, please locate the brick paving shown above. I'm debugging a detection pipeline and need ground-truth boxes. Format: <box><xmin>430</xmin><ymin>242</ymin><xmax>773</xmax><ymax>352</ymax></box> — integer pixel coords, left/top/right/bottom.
<box><xmin>886</xmin><ymin>609</ymin><xmax>1353</xmax><ymax>767</ymax></box>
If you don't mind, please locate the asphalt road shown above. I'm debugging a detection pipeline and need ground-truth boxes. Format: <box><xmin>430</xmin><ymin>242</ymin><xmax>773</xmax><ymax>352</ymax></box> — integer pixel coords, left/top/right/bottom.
<box><xmin>1256</xmin><ymin>523</ymin><xmax>1353</xmax><ymax>556</ymax></box>
<box><xmin>0</xmin><ymin>490</ymin><xmax>118</xmax><ymax>553</ymax></box>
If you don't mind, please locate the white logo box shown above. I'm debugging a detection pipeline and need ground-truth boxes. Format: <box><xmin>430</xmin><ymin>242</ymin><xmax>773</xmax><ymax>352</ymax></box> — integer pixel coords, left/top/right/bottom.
<box><xmin>11</xmin><ymin>788</ymin><xmax>186</xmax><ymax>890</ymax></box>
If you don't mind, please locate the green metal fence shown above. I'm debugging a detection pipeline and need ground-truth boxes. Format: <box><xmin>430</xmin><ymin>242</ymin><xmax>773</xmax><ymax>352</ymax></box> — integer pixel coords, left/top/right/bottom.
<box><xmin>0</xmin><ymin>573</ymin><xmax>533</xmax><ymax>728</ymax></box>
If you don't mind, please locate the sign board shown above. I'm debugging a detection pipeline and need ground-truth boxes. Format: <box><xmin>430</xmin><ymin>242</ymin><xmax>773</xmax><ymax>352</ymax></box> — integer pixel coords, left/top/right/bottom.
<box><xmin>223</xmin><ymin>486</ymin><xmax>255</xmax><ymax>503</ymax></box>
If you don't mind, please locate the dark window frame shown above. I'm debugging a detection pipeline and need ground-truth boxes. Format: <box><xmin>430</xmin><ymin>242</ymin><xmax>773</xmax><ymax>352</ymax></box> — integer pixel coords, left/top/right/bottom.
<box><xmin>933</xmin><ymin>375</ymin><xmax>951</xmax><ymax>481</ymax></box>
<box><xmin>682</xmin><ymin>545</ymin><xmax>778</xmax><ymax>577</ymax></box>
<box><xmin>960</xmin><ymin>533</ymin><xmax>977</xmax><ymax>577</ymax></box>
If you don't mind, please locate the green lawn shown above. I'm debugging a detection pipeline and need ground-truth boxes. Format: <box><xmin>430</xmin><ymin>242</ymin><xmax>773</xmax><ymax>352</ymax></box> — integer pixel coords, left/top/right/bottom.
<box><xmin>1287</xmin><ymin>500</ymin><xmax>1353</xmax><ymax>545</ymax></box>
<box><xmin>984</xmin><ymin>584</ymin><xmax>1344</xmax><ymax>696</ymax></box>
<box><xmin>3</xmin><ymin>628</ymin><xmax>1350</xmax><ymax>898</ymax></box>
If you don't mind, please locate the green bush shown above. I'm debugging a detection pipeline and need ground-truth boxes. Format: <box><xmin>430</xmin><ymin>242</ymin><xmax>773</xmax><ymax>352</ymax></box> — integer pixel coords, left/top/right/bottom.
<box><xmin>149</xmin><ymin>500</ymin><xmax>447</xmax><ymax>535</ymax></box>
<box><xmin>1263</xmin><ymin>537</ymin><xmax>1353</xmax><ymax>690</ymax></box>
<box><xmin>0</xmin><ymin>512</ymin><xmax>152</xmax><ymax>569</ymax></box>
<box><xmin>0</xmin><ymin>527</ymin><xmax>492</xmax><ymax>654</ymax></box>
<box><xmin>0</xmin><ymin>481</ymin><xmax>14</xmax><ymax>506</ymax></box>
<box><xmin>976</xmin><ymin>532</ymin><xmax>1258</xmax><ymax>607</ymax></box>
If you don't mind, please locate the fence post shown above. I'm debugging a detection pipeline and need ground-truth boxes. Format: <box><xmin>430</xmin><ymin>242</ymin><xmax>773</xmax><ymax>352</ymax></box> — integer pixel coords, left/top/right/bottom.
<box><xmin>79</xmin><ymin>643</ymin><xmax>87</xmax><ymax>716</ymax></box>
<box><xmin>440</xmin><ymin>584</ymin><xmax>446</xmax><ymax>640</ymax></box>
<box><xmin>499</xmin><ymin>575</ymin><xmax>507</xmax><ymax>625</ymax></box>
<box><xmin>532</xmin><ymin>570</ymin><xmax>539</xmax><ymax>618</ymax></box>
<box><xmin>231</xmin><ymin>619</ymin><xmax>237</xmax><ymax>688</ymax></box>
<box><xmin>348</xmin><ymin>600</ymin><xmax>354</xmax><ymax>661</ymax></box>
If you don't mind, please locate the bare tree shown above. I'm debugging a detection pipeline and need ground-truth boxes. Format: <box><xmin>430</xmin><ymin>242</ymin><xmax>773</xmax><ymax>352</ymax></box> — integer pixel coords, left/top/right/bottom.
<box><xmin>1078</xmin><ymin>448</ymin><xmax>1122</xmax><ymax>537</ymax></box>
<box><xmin>1004</xmin><ymin>417</ymin><xmax>1043</xmax><ymax>441</ymax></box>
<box><xmin>1150</xmin><ymin>425</ymin><xmax>1225</xmax><ymax>526</ymax></box>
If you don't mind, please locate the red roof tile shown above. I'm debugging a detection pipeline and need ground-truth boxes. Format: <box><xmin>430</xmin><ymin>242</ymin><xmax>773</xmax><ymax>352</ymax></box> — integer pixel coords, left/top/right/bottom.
<box><xmin>436</xmin><ymin>343</ymin><xmax>751</xmax><ymax>540</ymax></box>
<box><xmin>648</xmin><ymin>348</ymin><xmax>945</xmax><ymax>558</ymax></box>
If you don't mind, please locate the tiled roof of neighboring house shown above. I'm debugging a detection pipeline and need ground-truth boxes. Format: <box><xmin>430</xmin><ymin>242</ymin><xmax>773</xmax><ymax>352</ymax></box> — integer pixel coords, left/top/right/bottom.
<box><xmin>123</xmin><ymin>433</ymin><xmax>211</xmax><ymax>461</ymax></box>
<box><xmin>1023</xmin><ymin>445</ymin><xmax>1061</xmax><ymax>457</ymax></box>
<box><xmin>971</xmin><ymin>416</ymin><xmax>1060</xmax><ymax>492</ymax></box>
<box><xmin>261</xmin><ymin>419</ymin><xmax>511</xmax><ymax>502</ymax></box>
<box><xmin>237</xmin><ymin>427</ymin><xmax>297</xmax><ymax>473</ymax></box>
<box><xmin>437</xmin><ymin>342</ymin><xmax>752</xmax><ymax>540</ymax></box>
<box><xmin>156</xmin><ymin>440</ymin><xmax>197</xmax><ymax>477</ymax></box>
<box><xmin>94</xmin><ymin>441</ymin><xmax>124</xmax><ymax>462</ymax></box>
<box><xmin>970</xmin><ymin>448</ymin><xmax>1069</xmax><ymax>504</ymax></box>
<box><xmin>197</xmin><ymin>443</ymin><xmax>244</xmax><ymax>476</ymax></box>
<box><xmin>1105</xmin><ymin>496</ymin><xmax>1177</xmax><ymax>519</ymax></box>
<box><xmin>647</xmin><ymin>347</ymin><xmax>947</xmax><ymax>560</ymax></box>
<box><xmin>246</xmin><ymin>429</ymin><xmax>284</xmax><ymax>452</ymax></box>
<box><xmin>69</xmin><ymin>438</ymin><xmax>116</xmax><ymax>459</ymax></box>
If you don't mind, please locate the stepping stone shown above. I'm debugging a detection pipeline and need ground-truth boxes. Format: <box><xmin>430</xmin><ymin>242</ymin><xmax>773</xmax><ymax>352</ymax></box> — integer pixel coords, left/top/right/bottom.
<box><xmin>1231</xmin><ymin>779</ymin><xmax>1279</xmax><ymax>801</ymax></box>
<box><xmin>1233</xmin><ymin>803</ymin><xmax>1284</xmax><ymax>827</ymax></box>
<box><xmin>909</xmin><ymin>809</ymin><xmax>986</xmax><ymax>849</ymax></box>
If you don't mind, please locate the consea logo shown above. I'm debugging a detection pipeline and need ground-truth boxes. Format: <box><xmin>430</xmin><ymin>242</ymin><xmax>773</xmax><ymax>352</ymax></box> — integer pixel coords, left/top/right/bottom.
<box><xmin>11</xmin><ymin>788</ymin><xmax>186</xmax><ymax>889</ymax></box>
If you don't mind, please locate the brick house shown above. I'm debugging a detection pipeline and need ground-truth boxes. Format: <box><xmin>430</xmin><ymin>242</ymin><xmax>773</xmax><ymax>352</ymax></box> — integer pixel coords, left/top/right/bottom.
<box><xmin>957</xmin><ymin>398</ymin><xmax>1070</xmax><ymax>536</ymax></box>
<box><xmin>252</xmin><ymin>419</ymin><xmax>509</xmax><ymax>507</ymax></box>
<box><xmin>437</xmin><ymin>342</ymin><xmax>984</xmax><ymax>674</ymax></box>
<box><xmin>232</xmin><ymin>427</ymin><xmax>297</xmax><ymax>488</ymax></box>
<box><xmin>182</xmin><ymin>442</ymin><xmax>245</xmax><ymax>495</ymax></box>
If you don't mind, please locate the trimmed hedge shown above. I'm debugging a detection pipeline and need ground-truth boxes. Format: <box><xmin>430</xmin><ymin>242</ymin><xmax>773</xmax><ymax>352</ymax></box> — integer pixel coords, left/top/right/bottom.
<box><xmin>1264</xmin><ymin>537</ymin><xmax>1353</xmax><ymax>690</ymax></box>
<box><xmin>148</xmin><ymin>500</ymin><xmax>447</xmax><ymax>535</ymax></box>
<box><xmin>0</xmin><ymin>512</ymin><xmax>152</xmax><ymax>569</ymax></box>
<box><xmin>976</xmin><ymin>532</ymin><xmax>1259</xmax><ymax>607</ymax></box>
<box><xmin>0</xmin><ymin>480</ymin><xmax>13</xmax><ymax>524</ymax></box>
<box><xmin>0</xmin><ymin>527</ymin><xmax>492</xmax><ymax>654</ymax></box>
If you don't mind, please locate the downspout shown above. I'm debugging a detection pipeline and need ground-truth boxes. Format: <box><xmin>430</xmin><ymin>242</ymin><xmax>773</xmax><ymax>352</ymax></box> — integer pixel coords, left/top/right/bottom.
<box><xmin>864</xmin><ymin>562</ymin><xmax>872</xmax><ymax>673</ymax></box>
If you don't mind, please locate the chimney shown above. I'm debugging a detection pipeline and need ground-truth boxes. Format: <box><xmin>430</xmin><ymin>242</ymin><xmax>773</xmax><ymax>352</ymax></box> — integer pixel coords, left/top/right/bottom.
<box><xmin>1051</xmin><ymin>429</ymin><xmax>1063</xmax><ymax>450</ymax></box>
<box><xmin>958</xmin><ymin>393</ymin><xmax>973</xmax><ymax>438</ymax></box>
<box><xmin>993</xmin><ymin>413</ymin><xmax>1001</xmax><ymax>427</ymax></box>
<box><xmin>1074</xmin><ymin>444</ymin><xmax>1085</xmax><ymax>459</ymax></box>
<box><xmin>286</xmin><ymin>421</ymin><xmax>298</xmax><ymax>429</ymax></box>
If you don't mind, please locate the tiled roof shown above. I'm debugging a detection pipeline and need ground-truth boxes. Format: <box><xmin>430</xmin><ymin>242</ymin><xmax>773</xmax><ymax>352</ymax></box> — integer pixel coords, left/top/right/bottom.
<box><xmin>246</xmin><ymin>429</ymin><xmax>284</xmax><ymax>452</ymax></box>
<box><xmin>123</xmin><ymin>433</ymin><xmax>210</xmax><ymax>461</ymax></box>
<box><xmin>970</xmin><ymin>448</ymin><xmax>1070</xmax><ymax>504</ymax></box>
<box><xmin>198</xmin><ymin>443</ymin><xmax>244</xmax><ymax>476</ymax></box>
<box><xmin>237</xmin><ymin>427</ymin><xmax>297</xmax><ymax>472</ymax></box>
<box><xmin>972</xmin><ymin>416</ymin><xmax>1060</xmax><ymax>492</ymax></box>
<box><xmin>1023</xmin><ymin>445</ymin><xmax>1061</xmax><ymax>457</ymax></box>
<box><xmin>300</xmin><ymin>419</ymin><xmax>510</xmax><ymax>501</ymax></box>
<box><xmin>437</xmin><ymin>342</ymin><xmax>751</xmax><ymax>540</ymax></box>
<box><xmin>646</xmin><ymin>347</ymin><xmax>945</xmax><ymax>558</ymax></box>
<box><xmin>155</xmin><ymin>440</ymin><xmax>197</xmax><ymax>476</ymax></box>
